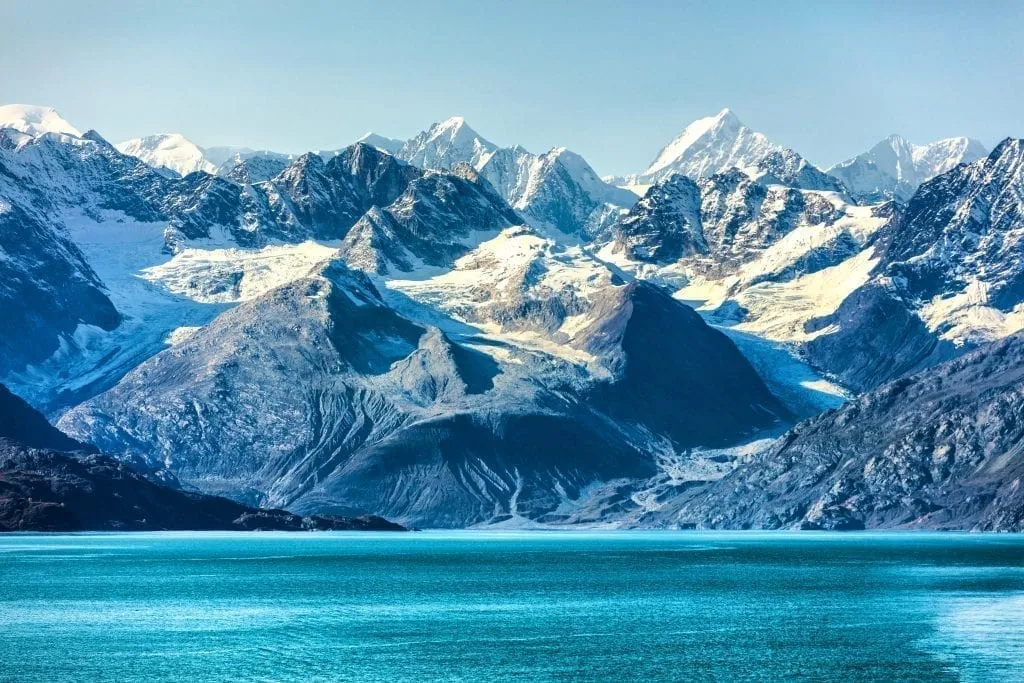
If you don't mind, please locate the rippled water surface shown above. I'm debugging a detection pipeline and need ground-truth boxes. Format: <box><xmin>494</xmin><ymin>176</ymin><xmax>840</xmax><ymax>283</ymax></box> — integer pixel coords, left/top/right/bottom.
<box><xmin>0</xmin><ymin>531</ymin><xmax>1021</xmax><ymax>681</ymax></box>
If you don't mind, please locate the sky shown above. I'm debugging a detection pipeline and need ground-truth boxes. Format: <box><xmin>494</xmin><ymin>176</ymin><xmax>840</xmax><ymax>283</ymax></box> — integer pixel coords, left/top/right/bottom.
<box><xmin>2</xmin><ymin>0</ymin><xmax>1022</xmax><ymax>176</ymax></box>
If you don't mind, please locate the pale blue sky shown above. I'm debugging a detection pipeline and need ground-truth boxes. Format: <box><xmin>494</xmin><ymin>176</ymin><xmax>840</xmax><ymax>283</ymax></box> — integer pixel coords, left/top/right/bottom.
<box><xmin>2</xmin><ymin>0</ymin><xmax>1021</xmax><ymax>175</ymax></box>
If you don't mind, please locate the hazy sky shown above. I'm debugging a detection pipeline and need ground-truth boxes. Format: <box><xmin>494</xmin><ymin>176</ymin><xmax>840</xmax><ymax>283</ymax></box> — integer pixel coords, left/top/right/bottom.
<box><xmin>2</xmin><ymin>0</ymin><xmax>1021</xmax><ymax>175</ymax></box>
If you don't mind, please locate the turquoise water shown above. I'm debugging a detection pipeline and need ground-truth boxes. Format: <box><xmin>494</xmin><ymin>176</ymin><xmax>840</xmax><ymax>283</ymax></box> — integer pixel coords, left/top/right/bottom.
<box><xmin>0</xmin><ymin>532</ymin><xmax>1022</xmax><ymax>681</ymax></box>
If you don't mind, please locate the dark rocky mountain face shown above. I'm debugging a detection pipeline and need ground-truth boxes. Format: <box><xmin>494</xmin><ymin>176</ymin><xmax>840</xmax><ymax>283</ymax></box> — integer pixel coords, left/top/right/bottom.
<box><xmin>0</xmin><ymin>446</ymin><xmax>400</xmax><ymax>532</ymax></box>
<box><xmin>584</xmin><ymin>281</ymin><xmax>788</xmax><ymax>446</ymax></box>
<box><xmin>0</xmin><ymin>200</ymin><xmax>120</xmax><ymax>376</ymax></box>
<box><xmin>801</xmin><ymin>282</ymin><xmax>961</xmax><ymax>393</ymax></box>
<box><xmin>255</xmin><ymin>146</ymin><xmax>421</xmax><ymax>242</ymax></box>
<box><xmin>753</xmin><ymin>148</ymin><xmax>846</xmax><ymax>194</ymax></box>
<box><xmin>0</xmin><ymin>384</ymin><xmax>93</xmax><ymax>452</ymax></box>
<box><xmin>659</xmin><ymin>333</ymin><xmax>1024</xmax><ymax>531</ymax></box>
<box><xmin>608</xmin><ymin>169</ymin><xmax>846</xmax><ymax>269</ymax></box>
<box><xmin>0</xmin><ymin>383</ymin><xmax>404</xmax><ymax>532</ymax></box>
<box><xmin>882</xmin><ymin>139</ymin><xmax>1024</xmax><ymax>305</ymax></box>
<box><xmin>610</xmin><ymin>174</ymin><xmax>705</xmax><ymax>262</ymax></box>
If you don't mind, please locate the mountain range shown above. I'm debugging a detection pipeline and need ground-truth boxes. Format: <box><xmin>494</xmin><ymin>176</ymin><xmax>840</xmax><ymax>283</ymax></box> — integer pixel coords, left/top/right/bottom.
<box><xmin>0</xmin><ymin>102</ymin><xmax>1021</xmax><ymax>530</ymax></box>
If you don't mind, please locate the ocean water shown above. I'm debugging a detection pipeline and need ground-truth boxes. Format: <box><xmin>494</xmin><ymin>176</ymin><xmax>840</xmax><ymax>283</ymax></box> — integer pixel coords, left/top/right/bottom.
<box><xmin>0</xmin><ymin>532</ymin><xmax>1021</xmax><ymax>681</ymax></box>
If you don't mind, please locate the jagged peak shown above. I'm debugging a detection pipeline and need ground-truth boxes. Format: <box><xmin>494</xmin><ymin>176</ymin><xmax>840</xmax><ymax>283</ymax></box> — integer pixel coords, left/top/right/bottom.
<box><xmin>417</xmin><ymin>115</ymin><xmax>492</xmax><ymax>149</ymax></box>
<box><xmin>686</xmin><ymin>108</ymin><xmax>737</xmax><ymax>133</ymax></box>
<box><xmin>277</xmin><ymin>151</ymin><xmax>326</xmax><ymax>185</ymax></box>
<box><xmin>361</xmin><ymin>205</ymin><xmax>390</xmax><ymax>223</ymax></box>
<box><xmin>295</xmin><ymin>150</ymin><xmax>326</xmax><ymax>166</ymax></box>
<box><xmin>342</xmin><ymin>140</ymin><xmax>406</xmax><ymax>172</ymax></box>
<box><xmin>712</xmin><ymin>107</ymin><xmax>739</xmax><ymax>124</ymax></box>
<box><xmin>643</xmin><ymin>108</ymin><xmax>762</xmax><ymax>178</ymax></box>
<box><xmin>436</xmin><ymin>115</ymin><xmax>467</xmax><ymax>131</ymax></box>
<box><xmin>988</xmin><ymin>137</ymin><xmax>1024</xmax><ymax>162</ymax></box>
<box><xmin>81</xmin><ymin>129</ymin><xmax>112</xmax><ymax>146</ymax></box>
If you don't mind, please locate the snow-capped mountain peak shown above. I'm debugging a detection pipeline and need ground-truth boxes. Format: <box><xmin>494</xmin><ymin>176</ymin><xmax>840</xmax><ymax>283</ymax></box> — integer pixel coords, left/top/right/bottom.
<box><xmin>624</xmin><ymin>108</ymin><xmax>842</xmax><ymax>194</ymax></box>
<box><xmin>115</xmin><ymin>133</ymin><xmax>217</xmax><ymax>177</ymax></box>
<box><xmin>397</xmin><ymin>116</ymin><xmax>497</xmax><ymax>170</ymax></box>
<box><xmin>437</xmin><ymin>115</ymin><xmax>467</xmax><ymax>131</ymax></box>
<box><xmin>912</xmin><ymin>136</ymin><xmax>988</xmax><ymax>177</ymax></box>
<box><xmin>827</xmin><ymin>133</ymin><xmax>989</xmax><ymax>203</ymax></box>
<box><xmin>644</xmin><ymin>108</ymin><xmax>747</xmax><ymax>177</ymax></box>
<box><xmin>0</xmin><ymin>104</ymin><xmax>81</xmax><ymax>138</ymax></box>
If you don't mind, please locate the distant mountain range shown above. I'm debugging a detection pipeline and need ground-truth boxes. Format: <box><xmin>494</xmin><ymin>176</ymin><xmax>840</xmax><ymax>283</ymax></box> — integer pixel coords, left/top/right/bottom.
<box><xmin>827</xmin><ymin>134</ymin><xmax>988</xmax><ymax>203</ymax></box>
<box><xmin>1</xmin><ymin>102</ymin><xmax>1021</xmax><ymax>530</ymax></box>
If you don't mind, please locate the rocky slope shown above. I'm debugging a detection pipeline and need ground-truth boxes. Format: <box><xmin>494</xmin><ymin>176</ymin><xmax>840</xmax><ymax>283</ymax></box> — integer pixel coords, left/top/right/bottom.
<box><xmin>59</xmin><ymin>257</ymin><xmax>788</xmax><ymax>528</ymax></box>
<box><xmin>0</xmin><ymin>385</ymin><xmax>405</xmax><ymax>532</ymax></box>
<box><xmin>0</xmin><ymin>384</ymin><xmax>95</xmax><ymax>453</ymax></box>
<box><xmin>651</xmin><ymin>333</ymin><xmax>1024</xmax><ymax>531</ymax></box>
<box><xmin>606</xmin><ymin>169</ymin><xmax>853</xmax><ymax>267</ymax></box>
<box><xmin>601</xmin><ymin>169</ymin><xmax>886</xmax><ymax>304</ymax></box>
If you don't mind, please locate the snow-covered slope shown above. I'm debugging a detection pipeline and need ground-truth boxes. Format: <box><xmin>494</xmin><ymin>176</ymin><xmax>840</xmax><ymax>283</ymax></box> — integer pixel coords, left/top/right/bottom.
<box><xmin>615</xmin><ymin>109</ymin><xmax>844</xmax><ymax>194</ymax></box>
<box><xmin>115</xmin><ymin>133</ymin><xmax>218</xmax><ymax>177</ymax></box>
<box><xmin>116</xmin><ymin>137</ymin><xmax>304</xmax><ymax>182</ymax></box>
<box><xmin>397</xmin><ymin>116</ymin><xmax>497</xmax><ymax>170</ymax></box>
<box><xmin>478</xmin><ymin>146</ymin><xmax>637</xmax><ymax>238</ymax></box>
<box><xmin>0</xmin><ymin>104</ymin><xmax>81</xmax><ymax>138</ymax></box>
<box><xmin>355</xmin><ymin>132</ymin><xmax>403</xmax><ymax>154</ymax></box>
<box><xmin>827</xmin><ymin>135</ymin><xmax>988</xmax><ymax>203</ymax></box>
